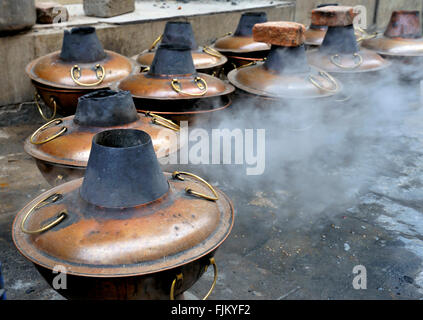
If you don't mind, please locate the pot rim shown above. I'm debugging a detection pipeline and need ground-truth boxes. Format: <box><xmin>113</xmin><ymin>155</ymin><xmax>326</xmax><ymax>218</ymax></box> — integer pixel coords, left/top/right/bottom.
<box><xmin>24</xmin><ymin>113</ymin><xmax>182</xmax><ymax>167</ymax></box>
<box><xmin>12</xmin><ymin>176</ymin><xmax>234</xmax><ymax>278</ymax></box>
<box><xmin>26</xmin><ymin>50</ymin><xmax>137</xmax><ymax>91</ymax></box>
<box><xmin>133</xmin><ymin>47</ymin><xmax>228</xmax><ymax>70</ymax></box>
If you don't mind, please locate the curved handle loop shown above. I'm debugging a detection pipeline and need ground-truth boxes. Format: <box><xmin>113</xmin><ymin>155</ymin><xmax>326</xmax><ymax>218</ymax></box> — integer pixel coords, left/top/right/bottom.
<box><xmin>149</xmin><ymin>34</ymin><xmax>163</xmax><ymax>51</ymax></box>
<box><xmin>71</xmin><ymin>64</ymin><xmax>105</xmax><ymax>87</ymax></box>
<box><xmin>170</xmin><ymin>257</ymin><xmax>218</xmax><ymax>300</ymax></box>
<box><xmin>172</xmin><ymin>171</ymin><xmax>218</xmax><ymax>201</ymax></box>
<box><xmin>140</xmin><ymin>66</ymin><xmax>150</xmax><ymax>73</ymax></box>
<box><xmin>309</xmin><ymin>70</ymin><xmax>339</xmax><ymax>93</ymax></box>
<box><xmin>330</xmin><ymin>53</ymin><xmax>363</xmax><ymax>70</ymax></box>
<box><xmin>203</xmin><ymin>46</ymin><xmax>223</xmax><ymax>58</ymax></box>
<box><xmin>355</xmin><ymin>27</ymin><xmax>377</xmax><ymax>42</ymax></box>
<box><xmin>171</xmin><ymin>77</ymin><xmax>208</xmax><ymax>96</ymax></box>
<box><xmin>144</xmin><ymin>111</ymin><xmax>180</xmax><ymax>131</ymax></box>
<box><xmin>21</xmin><ymin>193</ymin><xmax>67</xmax><ymax>234</ymax></box>
<box><xmin>30</xmin><ymin>118</ymin><xmax>67</xmax><ymax>145</ymax></box>
<box><xmin>34</xmin><ymin>93</ymin><xmax>57</xmax><ymax>122</ymax></box>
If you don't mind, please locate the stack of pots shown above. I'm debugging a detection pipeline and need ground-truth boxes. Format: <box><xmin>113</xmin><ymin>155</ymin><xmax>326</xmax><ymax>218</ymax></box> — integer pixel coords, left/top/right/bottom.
<box><xmin>26</xmin><ymin>27</ymin><xmax>135</xmax><ymax>120</ymax></box>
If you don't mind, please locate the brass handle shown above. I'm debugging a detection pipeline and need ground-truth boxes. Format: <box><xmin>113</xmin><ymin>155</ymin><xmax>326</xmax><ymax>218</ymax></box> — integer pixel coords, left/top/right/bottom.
<box><xmin>170</xmin><ymin>257</ymin><xmax>218</xmax><ymax>300</ymax></box>
<box><xmin>71</xmin><ymin>64</ymin><xmax>105</xmax><ymax>87</ymax></box>
<box><xmin>149</xmin><ymin>34</ymin><xmax>163</xmax><ymax>51</ymax></box>
<box><xmin>203</xmin><ymin>46</ymin><xmax>223</xmax><ymax>58</ymax></box>
<box><xmin>30</xmin><ymin>118</ymin><xmax>67</xmax><ymax>145</ymax></box>
<box><xmin>34</xmin><ymin>93</ymin><xmax>57</xmax><ymax>122</ymax></box>
<box><xmin>140</xmin><ymin>66</ymin><xmax>150</xmax><ymax>73</ymax></box>
<box><xmin>355</xmin><ymin>27</ymin><xmax>377</xmax><ymax>42</ymax></box>
<box><xmin>309</xmin><ymin>70</ymin><xmax>339</xmax><ymax>93</ymax></box>
<box><xmin>330</xmin><ymin>53</ymin><xmax>363</xmax><ymax>69</ymax></box>
<box><xmin>235</xmin><ymin>61</ymin><xmax>257</xmax><ymax>70</ymax></box>
<box><xmin>171</xmin><ymin>77</ymin><xmax>208</xmax><ymax>96</ymax></box>
<box><xmin>21</xmin><ymin>193</ymin><xmax>67</xmax><ymax>234</ymax></box>
<box><xmin>144</xmin><ymin>111</ymin><xmax>180</xmax><ymax>131</ymax></box>
<box><xmin>172</xmin><ymin>171</ymin><xmax>218</xmax><ymax>201</ymax></box>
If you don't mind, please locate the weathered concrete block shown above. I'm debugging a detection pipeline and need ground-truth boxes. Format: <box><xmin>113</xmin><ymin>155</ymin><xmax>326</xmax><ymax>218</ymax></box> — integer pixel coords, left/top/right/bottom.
<box><xmin>83</xmin><ymin>0</ymin><xmax>135</xmax><ymax>18</ymax></box>
<box><xmin>36</xmin><ymin>2</ymin><xmax>69</xmax><ymax>24</ymax></box>
<box><xmin>253</xmin><ymin>22</ymin><xmax>306</xmax><ymax>47</ymax></box>
<box><xmin>311</xmin><ymin>5</ymin><xmax>357</xmax><ymax>27</ymax></box>
<box><xmin>0</xmin><ymin>0</ymin><xmax>36</xmax><ymax>34</ymax></box>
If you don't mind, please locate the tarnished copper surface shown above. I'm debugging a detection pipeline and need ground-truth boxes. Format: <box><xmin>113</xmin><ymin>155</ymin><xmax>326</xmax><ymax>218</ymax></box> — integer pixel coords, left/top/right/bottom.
<box><xmin>307</xmin><ymin>48</ymin><xmax>391</xmax><ymax>73</ymax></box>
<box><xmin>27</xmin><ymin>50</ymin><xmax>134</xmax><ymax>90</ymax></box>
<box><xmin>133</xmin><ymin>49</ymin><xmax>227</xmax><ymax>73</ymax></box>
<box><xmin>362</xmin><ymin>36</ymin><xmax>423</xmax><ymax>57</ymax></box>
<box><xmin>31</xmin><ymin>81</ymin><xmax>92</xmax><ymax>116</ymax></box>
<box><xmin>12</xmin><ymin>174</ymin><xmax>234</xmax><ymax>277</ymax></box>
<box><xmin>24</xmin><ymin>113</ymin><xmax>178</xmax><ymax>167</ymax></box>
<box><xmin>26</xmin><ymin>50</ymin><xmax>135</xmax><ymax>116</ymax></box>
<box><xmin>227</xmin><ymin>62</ymin><xmax>341</xmax><ymax>99</ymax></box>
<box><xmin>136</xmin><ymin>95</ymin><xmax>232</xmax><ymax>125</ymax></box>
<box><xmin>34</xmin><ymin>254</ymin><xmax>212</xmax><ymax>299</ymax></box>
<box><xmin>212</xmin><ymin>35</ymin><xmax>270</xmax><ymax>53</ymax></box>
<box><xmin>118</xmin><ymin>72</ymin><xmax>233</xmax><ymax>100</ymax></box>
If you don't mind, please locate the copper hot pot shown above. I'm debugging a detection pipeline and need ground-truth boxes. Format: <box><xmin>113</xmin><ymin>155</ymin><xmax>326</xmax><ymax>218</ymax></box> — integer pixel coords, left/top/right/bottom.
<box><xmin>13</xmin><ymin>129</ymin><xmax>234</xmax><ymax>300</ymax></box>
<box><xmin>227</xmin><ymin>22</ymin><xmax>342</xmax><ymax>102</ymax></box>
<box><xmin>132</xmin><ymin>21</ymin><xmax>227</xmax><ymax>76</ymax></box>
<box><xmin>211</xmin><ymin>12</ymin><xmax>271</xmax><ymax>71</ymax></box>
<box><xmin>306</xmin><ymin>6</ymin><xmax>391</xmax><ymax>78</ymax></box>
<box><xmin>26</xmin><ymin>27</ymin><xmax>135</xmax><ymax>120</ymax></box>
<box><xmin>24</xmin><ymin>90</ymin><xmax>181</xmax><ymax>186</ymax></box>
<box><xmin>118</xmin><ymin>43</ymin><xmax>234</xmax><ymax>125</ymax></box>
<box><xmin>362</xmin><ymin>10</ymin><xmax>423</xmax><ymax>81</ymax></box>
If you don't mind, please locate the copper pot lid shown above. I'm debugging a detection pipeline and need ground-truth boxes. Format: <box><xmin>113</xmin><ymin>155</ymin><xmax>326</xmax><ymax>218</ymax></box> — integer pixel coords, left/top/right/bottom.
<box><xmin>307</xmin><ymin>5</ymin><xmax>391</xmax><ymax>73</ymax></box>
<box><xmin>135</xmin><ymin>49</ymin><xmax>227</xmax><ymax>71</ymax></box>
<box><xmin>305</xmin><ymin>27</ymin><xmax>327</xmax><ymax>46</ymax></box>
<box><xmin>228</xmin><ymin>22</ymin><xmax>342</xmax><ymax>99</ymax></box>
<box><xmin>26</xmin><ymin>27</ymin><xmax>135</xmax><ymax>90</ymax></box>
<box><xmin>362</xmin><ymin>11</ymin><xmax>423</xmax><ymax>57</ymax></box>
<box><xmin>13</xmin><ymin>129</ymin><xmax>234</xmax><ymax>277</ymax></box>
<box><xmin>119</xmin><ymin>44</ymin><xmax>234</xmax><ymax>101</ymax></box>
<box><xmin>134</xmin><ymin>21</ymin><xmax>227</xmax><ymax>70</ymax></box>
<box><xmin>24</xmin><ymin>90</ymin><xmax>181</xmax><ymax>167</ymax></box>
<box><xmin>212</xmin><ymin>12</ymin><xmax>270</xmax><ymax>53</ymax></box>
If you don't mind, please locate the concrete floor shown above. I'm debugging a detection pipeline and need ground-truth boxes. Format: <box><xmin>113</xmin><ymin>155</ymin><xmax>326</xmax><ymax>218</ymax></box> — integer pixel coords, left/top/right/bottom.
<box><xmin>2</xmin><ymin>77</ymin><xmax>423</xmax><ymax>300</ymax></box>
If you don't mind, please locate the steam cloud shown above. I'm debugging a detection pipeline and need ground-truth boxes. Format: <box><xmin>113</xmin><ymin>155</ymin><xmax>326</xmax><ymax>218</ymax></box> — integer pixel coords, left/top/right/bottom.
<box><xmin>184</xmin><ymin>57</ymin><xmax>422</xmax><ymax>221</ymax></box>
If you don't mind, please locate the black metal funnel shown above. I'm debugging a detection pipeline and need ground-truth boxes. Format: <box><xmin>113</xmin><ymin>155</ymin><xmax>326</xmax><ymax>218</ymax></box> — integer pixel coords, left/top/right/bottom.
<box><xmin>234</xmin><ymin>12</ymin><xmax>267</xmax><ymax>37</ymax></box>
<box><xmin>161</xmin><ymin>21</ymin><xmax>198</xmax><ymax>50</ymax></box>
<box><xmin>80</xmin><ymin>129</ymin><xmax>169</xmax><ymax>208</ymax></box>
<box><xmin>264</xmin><ymin>45</ymin><xmax>310</xmax><ymax>74</ymax></box>
<box><xmin>320</xmin><ymin>24</ymin><xmax>359</xmax><ymax>54</ymax></box>
<box><xmin>60</xmin><ymin>27</ymin><xmax>107</xmax><ymax>63</ymax></box>
<box><xmin>148</xmin><ymin>43</ymin><xmax>196</xmax><ymax>76</ymax></box>
<box><xmin>73</xmin><ymin>90</ymin><xmax>139</xmax><ymax>127</ymax></box>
